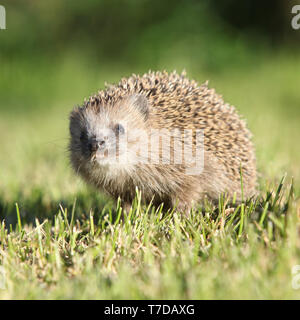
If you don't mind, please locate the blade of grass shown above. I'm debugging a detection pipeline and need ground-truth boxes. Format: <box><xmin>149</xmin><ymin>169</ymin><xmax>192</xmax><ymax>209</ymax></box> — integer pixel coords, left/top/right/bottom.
<box><xmin>15</xmin><ymin>203</ymin><xmax>22</xmax><ymax>233</ymax></box>
<box><xmin>259</xmin><ymin>202</ymin><xmax>269</xmax><ymax>226</ymax></box>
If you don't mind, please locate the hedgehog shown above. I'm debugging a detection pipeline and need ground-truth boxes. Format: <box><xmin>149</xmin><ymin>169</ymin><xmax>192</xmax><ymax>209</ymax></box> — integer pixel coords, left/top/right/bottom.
<box><xmin>69</xmin><ymin>71</ymin><xmax>257</xmax><ymax>213</ymax></box>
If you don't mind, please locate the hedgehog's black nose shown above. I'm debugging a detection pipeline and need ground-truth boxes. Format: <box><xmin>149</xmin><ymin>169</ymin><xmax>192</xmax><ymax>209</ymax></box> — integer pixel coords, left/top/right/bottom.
<box><xmin>89</xmin><ymin>138</ymin><xmax>106</xmax><ymax>152</ymax></box>
<box><xmin>98</xmin><ymin>140</ymin><xmax>106</xmax><ymax>147</ymax></box>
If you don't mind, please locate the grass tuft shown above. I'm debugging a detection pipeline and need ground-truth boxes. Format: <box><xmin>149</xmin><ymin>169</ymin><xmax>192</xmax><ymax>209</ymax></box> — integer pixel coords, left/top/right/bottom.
<box><xmin>0</xmin><ymin>178</ymin><xmax>299</xmax><ymax>299</ymax></box>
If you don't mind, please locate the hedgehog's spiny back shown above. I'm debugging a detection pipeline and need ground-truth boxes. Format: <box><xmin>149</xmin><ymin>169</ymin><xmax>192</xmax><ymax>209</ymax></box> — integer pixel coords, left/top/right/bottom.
<box><xmin>84</xmin><ymin>71</ymin><xmax>198</xmax><ymax>109</ymax></box>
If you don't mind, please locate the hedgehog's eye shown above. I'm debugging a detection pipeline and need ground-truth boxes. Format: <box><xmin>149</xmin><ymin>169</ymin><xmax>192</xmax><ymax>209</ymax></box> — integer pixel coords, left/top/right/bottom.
<box><xmin>115</xmin><ymin>123</ymin><xmax>125</xmax><ymax>135</ymax></box>
<box><xmin>80</xmin><ymin>131</ymin><xmax>87</xmax><ymax>141</ymax></box>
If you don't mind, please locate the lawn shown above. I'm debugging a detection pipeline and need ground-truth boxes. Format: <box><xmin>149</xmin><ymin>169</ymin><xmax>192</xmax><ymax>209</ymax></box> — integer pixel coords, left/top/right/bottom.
<box><xmin>0</xmin><ymin>50</ymin><xmax>299</xmax><ymax>299</ymax></box>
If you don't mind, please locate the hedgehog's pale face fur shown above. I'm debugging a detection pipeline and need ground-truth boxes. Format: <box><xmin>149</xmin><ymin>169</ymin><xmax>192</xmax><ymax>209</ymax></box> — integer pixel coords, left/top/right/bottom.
<box><xmin>69</xmin><ymin>94</ymin><xmax>149</xmax><ymax>179</ymax></box>
<box><xmin>69</xmin><ymin>71</ymin><xmax>257</xmax><ymax>213</ymax></box>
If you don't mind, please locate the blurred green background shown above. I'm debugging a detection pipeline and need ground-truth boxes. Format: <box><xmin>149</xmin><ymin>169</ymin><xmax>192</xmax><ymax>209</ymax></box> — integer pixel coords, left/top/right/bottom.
<box><xmin>0</xmin><ymin>0</ymin><xmax>299</xmax><ymax>222</ymax></box>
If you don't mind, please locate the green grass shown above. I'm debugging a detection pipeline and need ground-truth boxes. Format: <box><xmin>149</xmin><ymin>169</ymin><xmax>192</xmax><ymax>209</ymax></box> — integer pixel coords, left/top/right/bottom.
<box><xmin>0</xmin><ymin>182</ymin><xmax>299</xmax><ymax>299</ymax></box>
<box><xmin>0</xmin><ymin>50</ymin><xmax>300</xmax><ymax>299</ymax></box>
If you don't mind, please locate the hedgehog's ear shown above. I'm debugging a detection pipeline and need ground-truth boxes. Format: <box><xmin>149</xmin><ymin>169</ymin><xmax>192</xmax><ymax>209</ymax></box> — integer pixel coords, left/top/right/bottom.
<box><xmin>128</xmin><ymin>94</ymin><xmax>149</xmax><ymax>121</ymax></box>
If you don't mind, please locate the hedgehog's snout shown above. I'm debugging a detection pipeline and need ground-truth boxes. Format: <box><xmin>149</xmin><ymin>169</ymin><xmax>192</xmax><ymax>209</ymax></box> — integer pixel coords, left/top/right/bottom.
<box><xmin>87</xmin><ymin>128</ymin><xmax>120</xmax><ymax>163</ymax></box>
<box><xmin>88</xmin><ymin>136</ymin><xmax>106</xmax><ymax>153</ymax></box>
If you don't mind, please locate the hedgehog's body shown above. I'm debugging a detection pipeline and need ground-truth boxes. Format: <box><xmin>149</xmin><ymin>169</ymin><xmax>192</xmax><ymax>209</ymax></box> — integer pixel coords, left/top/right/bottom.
<box><xmin>69</xmin><ymin>71</ymin><xmax>257</xmax><ymax>212</ymax></box>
